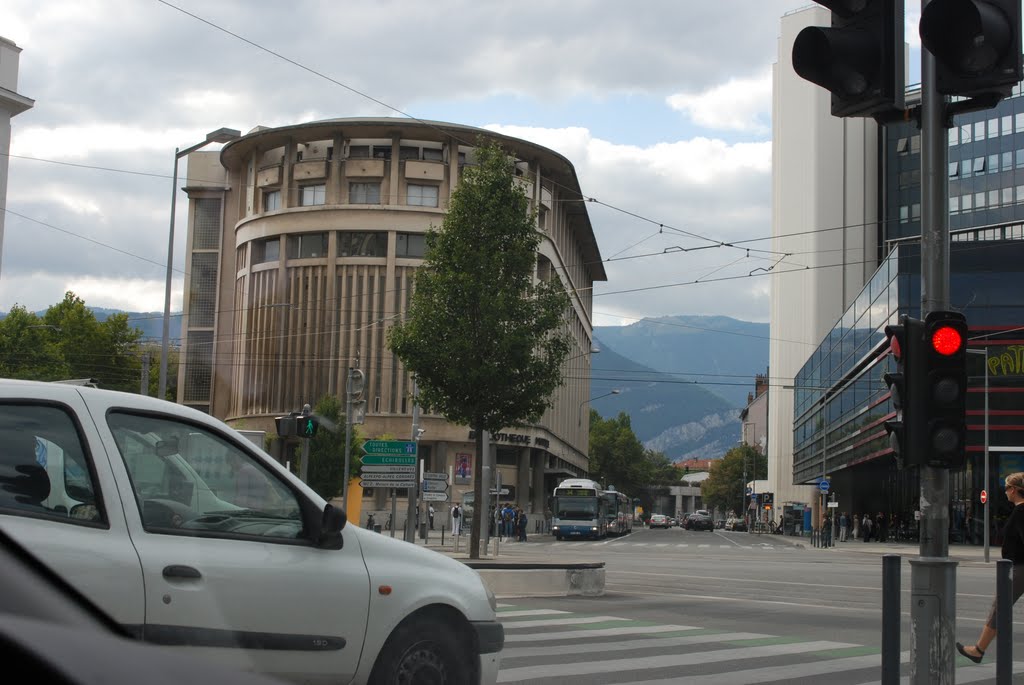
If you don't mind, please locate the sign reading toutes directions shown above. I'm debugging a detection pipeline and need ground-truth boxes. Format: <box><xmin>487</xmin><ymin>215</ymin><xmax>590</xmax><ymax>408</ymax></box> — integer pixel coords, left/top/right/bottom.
<box><xmin>360</xmin><ymin>439</ymin><xmax>418</xmax><ymax>489</ymax></box>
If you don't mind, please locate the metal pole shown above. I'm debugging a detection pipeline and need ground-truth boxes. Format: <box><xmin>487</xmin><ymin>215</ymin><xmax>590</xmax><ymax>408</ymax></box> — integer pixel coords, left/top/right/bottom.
<box><xmin>882</xmin><ymin>555</ymin><xmax>902</xmax><ymax>685</ymax></box>
<box><xmin>342</xmin><ymin>369</ymin><xmax>353</xmax><ymax>508</ymax></box>
<box><xmin>985</xmin><ymin>351</ymin><xmax>990</xmax><ymax>563</ymax></box>
<box><xmin>390</xmin><ymin>489</ymin><xmax>396</xmax><ymax>538</ymax></box>
<box><xmin>300</xmin><ymin>438</ymin><xmax>310</xmax><ymax>484</ymax></box>
<box><xmin>996</xmin><ymin>559</ymin><xmax>1012</xmax><ymax>684</ymax></box>
<box><xmin>911</xmin><ymin>8</ymin><xmax>956</xmax><ymax>679</ymax></box>
<box><xmin>140</xmin><ymin>352</ymin><xmax>150</xmax><ymax>395</ymax></box>
<box><xmin>158</xmin><ymin>149</ymin><xmax>180</xmax><ymax>401</ymax></box>
<box><xmin>483</xmin><ymin>430</ymin><xmax>492</xmax><ymax>548</ymax></box>
<box><xmin>406</xmin><ymin>380</ymin><xmax>420</xmax><ymax>543</ymax></box>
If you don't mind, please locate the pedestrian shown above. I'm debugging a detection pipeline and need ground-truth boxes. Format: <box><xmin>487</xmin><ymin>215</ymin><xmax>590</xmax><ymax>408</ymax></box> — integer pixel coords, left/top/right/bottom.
<box><xmin>428</xmin><ymin>504</ymin><xmax>435</xmax><ymax>530</ymax></box>
<box><xmin>451</xmin><ymin>503</ymin><xmax>462</xmax><ymax>536</ymax></box>
<box><xmin>518</xmin><ymin>508</ymin><xmax>528</xmax><ymax>542</ymax></box>
<box><xmin>862</xmin><ymin>513</ymin><xmax>873</xmax><ymax>542</ymax></box>
<box><xmin>957</xmin><ymin>472</ymin><xmax>1024</xmax><ymax>663</ymax></box>
<box><xmin>876</xmin><ymin>511</ymin><xmax>887</xmax><ymax>543</ymax></box>
<box><xmin>852</xmin><ymin>512</ymin><xmax>860</xmax><ymax>540</ymax></box>
<box><xmin>503</xmin><ymin>504</ymin><xmax>514</xmax><ymax>539</ymax></box>
<box><xmin>839</xmin><ymin>512</ymin><xmax>849</xmax><ymax>542</ymax></box>
<box><xmin>492</xmin><ymin>505</ymin><xmax>501</xmax><ymax>539</ymax></box>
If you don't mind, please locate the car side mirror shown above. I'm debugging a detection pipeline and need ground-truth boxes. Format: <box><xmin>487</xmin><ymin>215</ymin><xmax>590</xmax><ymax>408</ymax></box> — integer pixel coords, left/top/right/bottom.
<box><xmin>316</xmin><ymin>503</ymin><xmax>346</xmax><ymax>550</ymax></box>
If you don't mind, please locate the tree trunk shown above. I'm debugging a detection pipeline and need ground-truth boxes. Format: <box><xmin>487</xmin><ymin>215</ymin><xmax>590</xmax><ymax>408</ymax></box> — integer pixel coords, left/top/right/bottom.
<box><xmin>469</xmin><ymin>425</ymin><xmax>484</xmax><ymax>559</ymax></box>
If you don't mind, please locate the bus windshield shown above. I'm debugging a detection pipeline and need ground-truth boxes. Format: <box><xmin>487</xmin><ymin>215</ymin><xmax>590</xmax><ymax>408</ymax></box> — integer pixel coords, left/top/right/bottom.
<box><xmin>555</xmin><ymin>496</ymin><xmax>597</xmax><ymax>520</ymax></box>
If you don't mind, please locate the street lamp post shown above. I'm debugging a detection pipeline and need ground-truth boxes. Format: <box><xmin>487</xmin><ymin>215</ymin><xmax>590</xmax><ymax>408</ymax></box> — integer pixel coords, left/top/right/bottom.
<box><xmin>967</xmin><ymin>347</ymin><xmax>990</xmax><ymax>561</ymax></box>
<box><xmin>158</xmin><ymin>127</ymin><xmax>241</xmax><ymax>400</ymax></box>
<box><xmin>579</xmin><ymin>389</ymin><xmax>620</xmax><ymax>425</ymax></box>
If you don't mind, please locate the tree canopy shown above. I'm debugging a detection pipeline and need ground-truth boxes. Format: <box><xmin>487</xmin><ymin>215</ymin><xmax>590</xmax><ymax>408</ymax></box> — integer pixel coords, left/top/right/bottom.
<box><xmin>0</xmin><ymin>292</ymin><xmax>161</xmax><ymax>395</ymax></box>
<box><xmin>587</xmin><ymin>409</ymin><xmax>676</xmax><ymax>497</ymax></box>
<box><xmin>303</xmin><ymin>394</ymin><xmax>362</xmax><ymax>501</ymax></box>
<box><xmin>387</xmin><ymin>141</ymin><xmax>572</xmax><ymax>558</ymax></box>
<box><xmin>700</xmin><ymin>443</ymin><xmax>767</xmax><ymax>516</ymax></box>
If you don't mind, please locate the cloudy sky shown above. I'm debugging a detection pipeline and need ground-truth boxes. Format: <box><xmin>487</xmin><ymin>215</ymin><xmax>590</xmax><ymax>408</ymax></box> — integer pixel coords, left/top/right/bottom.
<box><xmin>0</xmin><ymin>1</ymin><xmax>921</xmax><ymax>328</ymax></box>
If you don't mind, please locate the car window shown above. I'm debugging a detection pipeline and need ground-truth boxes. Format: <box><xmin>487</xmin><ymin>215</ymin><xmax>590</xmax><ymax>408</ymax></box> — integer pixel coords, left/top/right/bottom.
<box><xmin>106</xmin><ymin>412</ymin><xmax>304</xmax><ymax>541</ymax></box>
<box><xmin>0</xmin><ymin>403</ymin><xmax>105</xmax><ymax>525</ymax></box>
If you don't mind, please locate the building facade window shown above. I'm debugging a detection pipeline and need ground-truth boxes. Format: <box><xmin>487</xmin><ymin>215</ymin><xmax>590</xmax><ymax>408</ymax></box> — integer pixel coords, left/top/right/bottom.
<box><xmin>264</xmin><ymin>190</ymin><xmax>281</xmax><ymax>212</ymax></box>
<box><xmin>253</xmin><ymin>238</ymin><xmax>280</xmax><ymax>264</ymax></box>
<box><xmin>300</xmin><ymin>184</ymin><xmax>326</xmax><ymax>206</ymax></box>
<box><xmin>407</xmin><ymin>184</ymin><xmax>438</xmax><ymax>208</ymax></box>
<box><xmin>286</xmin><ymin>233</ymin><xmax>328</xmax><ymax>259</ymax></box>
<box><xmin>396</xmin><ymin>232</ymin><xmax>426</xmax><ymax>258</ymax></box>
<box><xmin>338</xmin><ymin>231</ymin><xmax>388</xmax><ymax>257</ymax></box>
<box><xmin>349</xmin><ymin>182</ymin><xmax>381</xmax><ymax>204</ymax></box>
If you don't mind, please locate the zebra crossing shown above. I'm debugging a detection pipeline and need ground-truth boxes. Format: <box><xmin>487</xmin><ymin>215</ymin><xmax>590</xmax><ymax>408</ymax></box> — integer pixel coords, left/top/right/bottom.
<box><xmin>494</xmin><ymin>604</ymin><xmax>1021</xmax><ymax>684</ymax></box>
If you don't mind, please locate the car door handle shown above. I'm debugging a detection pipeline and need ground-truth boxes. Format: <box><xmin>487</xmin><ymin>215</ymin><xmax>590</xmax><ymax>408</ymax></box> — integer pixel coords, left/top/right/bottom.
<box><xmin>162</xmin><ymin>565</ymin><xmax>202</xmax><ymax>579</ymax></box>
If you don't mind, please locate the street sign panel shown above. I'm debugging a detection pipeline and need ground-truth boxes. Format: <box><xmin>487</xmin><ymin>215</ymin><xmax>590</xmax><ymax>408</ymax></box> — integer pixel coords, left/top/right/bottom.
<box><xmin>423</xmin><ymin>472</ymin><xmax>449</xmax><ymax>481</ymax></box>
<box><xmin>357</xmin><ymin>472</ymin><xmax>419</xmax><ymax>481</ymax></box>
<box><xmin>362</xmin><ymin>439</ymin><xmax>417</xmax><ymax>456</ymax></box>
<box><xmin>422</xmin><ymin>492</ymin><xmax>450</xmax><ymax>502</ymax></box>
<box><xmin>360</xmin><ymin>479</ymin><xmax>416</xmax><ymax>489</ymax></box>
<box><xmin>422</xmin><ymin>480</ymin><xmax>449</xmax><ymax>493</ymax></box>
<box><xmin>360</xmin><ymin>455</ymin><xmax>417</xmax><ymax>466</ymax></box>
<box><xmin>818</xmin><ymin>480</ymin><xmax>830</xmax><ymax>493</ymax></box>
<box><xmin>359</xmin><ymin>465</ymin><xmax>416</xmax><ymax>474</ymax></box>
<box><xmin>489</xmin><ymin>488</ymin><xmax>510</xmax><ymax>495</ymax></box>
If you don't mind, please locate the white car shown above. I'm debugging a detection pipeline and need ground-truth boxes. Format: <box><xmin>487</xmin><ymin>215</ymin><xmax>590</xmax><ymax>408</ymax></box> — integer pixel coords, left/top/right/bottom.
<box><xmin>649</xmin><ymin>514</ymin><xmax>669</xmax><ymax>529</ymax></box>
<box><xmin>0</xmin><ymin>379</ymin><xmax>502</xmax><ymax>684</ymax></box>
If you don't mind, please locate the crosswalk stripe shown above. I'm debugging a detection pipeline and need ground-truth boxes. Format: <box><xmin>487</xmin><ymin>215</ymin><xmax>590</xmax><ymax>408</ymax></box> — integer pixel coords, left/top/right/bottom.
<box><xmin>719</xmin><ymin>545</ymin><xmax>730</xmax><ymax>549</ymax></box>
<box><xmin>677</xmin><ymin>544</ymin><xmax>688</xmax><ymax>547</ymax></box>
<box><xmin>654</xmin><ymin>543</ymin><xmax>668</xmax><ymax>547</ymax></box>
<box><xmin>496</xmin><ymin>640</ymin><xmax>858</xmax><ymax>682</ymax></box>
<box><xmin>615</xmin><ymin>652</ymin><xmax>906</xmax><ymax>685</ymax></box>
<box><xmin>699</xmin><ymin>544</ymin><xmax>710</xmax><ymax>548</ymax></box>
<box><xmin>500</xmin><ymin>615</ymin><xmax>631</xmax><ymax>629</ymax></box>
<box><xmin>503</xmin><ymin>623</ymin><xmax>698</xmax><ymax>643</ymax></box>
<box><xmin>853</xmin><ymin>660</ymin><xmax>1024</xmax><ymax>685</ymax></box>
<box><xmin>501</xmin><ymin>631</ymin><xmax>771</xmax><ymax>659</ymax></box>
<box><xmin>496</xmin><ymin>609</ymin><xmax>569</xmax><ymax>618</ymax></box>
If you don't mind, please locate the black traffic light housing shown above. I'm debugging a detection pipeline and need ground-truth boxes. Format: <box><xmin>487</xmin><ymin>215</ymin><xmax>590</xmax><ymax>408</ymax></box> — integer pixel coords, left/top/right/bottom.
<box><xmin>884</xmin><ymin>316</ymin><xmax>925</xmax><ymax>468</ymax></box>
<box><xmin>920</xmin><ymin>0</ymin><xmax>1023</xmax><ymax>99</ymax></box>
<box><xmin>792</xmin><ymin>0</ymin><xmax>906</xmax><ymax>118</ymax></box>
<box><xmin>275</xmin><ymin>415</ymin><xmax>296</xmax><ymax>438</ymax></box>
<box><xmin>921</xmin><ymin>311</ymin><xmax>969</xmax><ymax>468</ymax></box>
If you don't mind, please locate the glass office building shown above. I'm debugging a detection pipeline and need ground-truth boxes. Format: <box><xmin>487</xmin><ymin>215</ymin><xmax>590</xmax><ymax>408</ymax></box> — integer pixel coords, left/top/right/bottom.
<box><xmin>792</xmin><ymin>88</ymin><xmax>1024</xmax><ymax>543</ymax></box>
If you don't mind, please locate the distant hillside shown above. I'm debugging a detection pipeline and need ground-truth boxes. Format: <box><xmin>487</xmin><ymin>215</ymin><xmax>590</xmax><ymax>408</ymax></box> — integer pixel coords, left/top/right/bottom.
<box><xmin>595</xmin><ymin>315</ymin><xmax>769</xmax><ymax>407</ymax></box>
<box><xmin>590</xmin><ymin>342</ymin><xmax>740</xmax><ymax>463</ymax></box>
<box><xmin>0</xmin><ymin>307</ymin><xmax>180</xmax><ymax>342</ymax></box>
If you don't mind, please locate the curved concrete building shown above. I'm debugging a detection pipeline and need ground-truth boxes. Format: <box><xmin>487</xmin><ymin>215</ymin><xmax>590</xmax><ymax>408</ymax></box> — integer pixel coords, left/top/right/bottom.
<box><xmin>178</xmin><ymin>118</ymin><xmax>606</xmax><ymax>516</ymax></box>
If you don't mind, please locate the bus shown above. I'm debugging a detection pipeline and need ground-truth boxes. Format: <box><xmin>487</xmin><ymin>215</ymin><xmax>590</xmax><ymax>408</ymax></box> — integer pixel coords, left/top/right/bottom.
<box><xmin>602</xmin><ymin>488</ymin><xmax>633</xmax><ymax>536</ymax></box>
<box><xmin>551</xmin><ymin>478</ymin><xmax>608</xmax><ymax>540</ymax></box>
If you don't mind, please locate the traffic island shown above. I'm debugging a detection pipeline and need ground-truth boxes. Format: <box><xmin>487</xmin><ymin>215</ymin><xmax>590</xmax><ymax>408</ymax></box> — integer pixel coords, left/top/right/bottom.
<box><xmin>463</xmin><ymin>561</ymin><xmax>605</xmax><ymax>598</ymax></box>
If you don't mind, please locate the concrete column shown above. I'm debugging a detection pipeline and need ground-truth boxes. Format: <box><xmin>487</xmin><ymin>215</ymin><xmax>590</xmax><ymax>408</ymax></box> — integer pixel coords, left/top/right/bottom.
<box><xmin>532</xmin><ymin>450</ymin><xmax>546</xmax><ymax>515</ymax></box>
<box><xmin>516</xmin><ymin>447</ymin><xmax>531</xmax><ymax>509</ymax></box>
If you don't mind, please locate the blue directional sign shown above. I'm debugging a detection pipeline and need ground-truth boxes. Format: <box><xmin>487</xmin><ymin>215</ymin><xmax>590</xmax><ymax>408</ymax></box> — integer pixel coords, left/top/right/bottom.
<box><xmin>818</xmin><ymin>480</ymin><xmax>831</xmax><ymax>493</ymax></box>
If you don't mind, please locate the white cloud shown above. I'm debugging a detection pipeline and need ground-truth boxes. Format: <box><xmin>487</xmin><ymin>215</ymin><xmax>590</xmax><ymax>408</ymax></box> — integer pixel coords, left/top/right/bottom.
<box><xmin>666</xmin><ymin>70</ymin><xmax>773</xmax><ymax>134</ymax></box>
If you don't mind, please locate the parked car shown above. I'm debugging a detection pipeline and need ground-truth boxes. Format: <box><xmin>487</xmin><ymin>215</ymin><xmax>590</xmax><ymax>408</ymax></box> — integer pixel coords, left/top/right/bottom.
<box><xmin>685</xmin><ymin>513</ymin><xmax>715</xmax><ymax>531</ymax></box>
<box><xmin>725</xmin><ymin>518</ymin><xmax>748</xmax><ymax>532</ymax></box>
<box><xmin>649</xmin><ymin>513</ymin><xmax>670</xmax><ymax>529</ymax></box>
<box><xmin>0</xmin><ymin>379</ymin><xmax>503</xmax><ymax>685</ymax></box>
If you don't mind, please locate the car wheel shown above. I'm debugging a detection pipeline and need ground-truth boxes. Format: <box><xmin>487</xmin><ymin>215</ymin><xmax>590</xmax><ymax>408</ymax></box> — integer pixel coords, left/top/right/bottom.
<box><xmin>370</xmin><ymin>615</ymin><xmax>472</xmax><ymax>685</ymax></box>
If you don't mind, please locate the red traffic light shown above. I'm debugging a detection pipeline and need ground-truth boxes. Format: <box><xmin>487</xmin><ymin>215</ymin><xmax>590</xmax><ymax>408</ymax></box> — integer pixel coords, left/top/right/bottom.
<box><xmin>931</xmin><ymin>325</ymin><xmax>963</xmax><ymax>356</ymax></box>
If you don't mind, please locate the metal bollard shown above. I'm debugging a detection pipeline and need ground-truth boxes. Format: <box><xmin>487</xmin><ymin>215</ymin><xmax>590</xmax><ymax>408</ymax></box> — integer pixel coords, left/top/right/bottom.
<box><xmin>441</xmin><ymin>525</ymin><xmax>445</xmax><ymax>546</ymax></box>
<box><xmin>881</xmin><ymin>555</ymin><xmax>901</xmax><ymax>685</ymax></box>
<box><xmin>997</xmin><ymin>559</ymin><xmax>1012</xmax><ymax>684</ymax></box>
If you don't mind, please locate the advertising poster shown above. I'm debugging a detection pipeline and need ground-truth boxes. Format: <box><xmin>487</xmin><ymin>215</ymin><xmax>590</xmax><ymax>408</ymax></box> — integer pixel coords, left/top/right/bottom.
<box><xmin>454</xmin><ymin>452</ymin><xmax>472</xmax><ymax>484</ymax></box>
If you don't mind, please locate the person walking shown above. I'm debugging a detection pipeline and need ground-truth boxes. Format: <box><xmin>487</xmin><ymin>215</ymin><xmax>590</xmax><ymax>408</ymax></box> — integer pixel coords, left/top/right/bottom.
<box><xmin>518</xmin><ymin>508</ymin><xmax>528</xmax><ymax>542</ymax></box>
<box><xmin>428</xmin><ymin>504</ymin><xmax>435</xmax><ymax>530</ymax></box>
<box><xmin>839</xmin><ymin>512</ymin><xmax>849</xmax><ymax>542</ymax></box>
<box><xmin>958</xmin><ymin>472</ymin><xmax>1024</xmax><ymax>663</ymax></box>
<box><xmin>451</xmin><ymin>503</ymin><xmax>462</xmax><ymax>536</ymax></box>
<box><xmin>852</xmin><ymin>512</ymin><xmax>860</xmax><ymax>540</ymax></box>
<box><xmin>876</xmin><ymin>511</ymin><xmax>888</xmax><ymax>543</ymax></box>
<box><xmin>862</xmin><ymin>513</ymin><xmax>873</xmax><ymax>542</ymax></box>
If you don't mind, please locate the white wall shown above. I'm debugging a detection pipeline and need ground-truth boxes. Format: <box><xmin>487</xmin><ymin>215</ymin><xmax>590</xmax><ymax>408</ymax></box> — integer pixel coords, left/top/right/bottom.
<box><xmin>769</xmin><ymin>7</ymin><xmax>879</xmax><ymax>511</ymax></box>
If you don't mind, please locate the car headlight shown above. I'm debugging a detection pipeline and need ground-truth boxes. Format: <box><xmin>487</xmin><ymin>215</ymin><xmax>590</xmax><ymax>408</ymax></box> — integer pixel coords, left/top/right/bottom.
<box><xmin>485</xmin><ymin>585</ymin><xmax>498</xmax><ymax>613</ymax></box>
<box><xmin>552</xmin><ymin>525</ymin><xmax>559</xmax><ymax>531</ymax></box>
<box><xmin>591</xmin><ymin>527</ymin><xmax>598</xmax><ymax>531</ymax></box>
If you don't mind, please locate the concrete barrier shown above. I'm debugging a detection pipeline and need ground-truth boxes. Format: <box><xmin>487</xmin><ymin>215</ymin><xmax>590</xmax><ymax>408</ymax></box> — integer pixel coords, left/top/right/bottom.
<box><xmin>463</xmin><ymin>561</ymin><xmax>605</xmax><ymax>598</ymax></box>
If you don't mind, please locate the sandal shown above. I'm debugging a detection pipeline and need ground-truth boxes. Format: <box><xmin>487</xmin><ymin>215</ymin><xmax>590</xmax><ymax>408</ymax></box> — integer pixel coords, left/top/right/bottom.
<box><xmin>956</xmin><ymin>642</ymin><xmax>984</xmax><ymax>664</ymax></box>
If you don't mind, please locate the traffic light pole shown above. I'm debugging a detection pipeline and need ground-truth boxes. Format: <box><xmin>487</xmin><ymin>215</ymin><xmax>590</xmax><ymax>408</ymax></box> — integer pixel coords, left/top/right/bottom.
<box><xmin>910</xmin><ymin>9</ymin><xmax>956</xmax><ymax>682</ymax></box>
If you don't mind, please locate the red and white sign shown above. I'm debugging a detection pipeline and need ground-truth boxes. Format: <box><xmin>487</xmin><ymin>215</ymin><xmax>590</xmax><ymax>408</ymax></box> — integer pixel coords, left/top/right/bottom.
<box><xmin>981</xmin><ymin>490</ymin><xmax>988</xmax><ymax>504</ymax></box>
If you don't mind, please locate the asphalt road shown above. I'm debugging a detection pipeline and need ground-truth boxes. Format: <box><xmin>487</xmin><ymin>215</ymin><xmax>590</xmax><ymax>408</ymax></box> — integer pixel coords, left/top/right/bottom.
<box><xmin>490</xmin><ymin>526</ymin><xmax>1024</xmax><ymax>684</ymax></box>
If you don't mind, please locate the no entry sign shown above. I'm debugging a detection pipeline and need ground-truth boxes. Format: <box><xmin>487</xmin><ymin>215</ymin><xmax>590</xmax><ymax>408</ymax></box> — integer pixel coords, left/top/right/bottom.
<box><xmin>981</xmin><ymin>490</ymin><xmax>988</xmax><ymax>504</ymax></box>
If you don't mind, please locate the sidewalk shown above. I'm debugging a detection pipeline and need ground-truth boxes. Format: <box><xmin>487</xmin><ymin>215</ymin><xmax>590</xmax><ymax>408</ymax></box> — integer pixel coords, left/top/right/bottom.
<box><xmin>813</xmin><ymin>537</ymin><xmax>997</xmax><ymax>563</ymax></box>
<box><xmin>365</xmin><ymin>525</ymin><xmax>555</xmax><ymax>559</ymax></box>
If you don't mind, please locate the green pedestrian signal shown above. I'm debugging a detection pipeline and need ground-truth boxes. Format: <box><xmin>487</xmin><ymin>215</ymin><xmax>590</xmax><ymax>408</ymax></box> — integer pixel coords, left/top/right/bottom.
<box><xmin>298</xmin><ymin>416</ymin><xmax>318</xmax><ymax>438</ymax></box>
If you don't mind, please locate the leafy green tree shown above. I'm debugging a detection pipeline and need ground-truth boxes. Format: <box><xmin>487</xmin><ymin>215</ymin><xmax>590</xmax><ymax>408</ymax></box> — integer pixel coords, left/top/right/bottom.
<box><xmin>0</xmin><ymin>305</ymin><xmax>69</xmax><ymax>380</ymax></box>
<box><xmin>700</xmin><ymin>444</ymin><xmax>766</xmax><ymax>515</ymax></box>
<box><xmin>588</xmin><ymin>410</ymin><xmax>677</xmax><ymax>497</ymax></box>
<box><xmin>388</xmin><ymin>141</ymin><xmax>571</xmax><ymax>558</ymax></box>
<box><xmin>304</xmin><ymin>394</ymin><xmax>362</xmax><ymax>501</ymax></box>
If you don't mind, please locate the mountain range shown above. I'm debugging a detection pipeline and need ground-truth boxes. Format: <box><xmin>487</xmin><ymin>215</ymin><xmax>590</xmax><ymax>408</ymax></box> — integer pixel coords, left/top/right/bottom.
<box><xmin>2</xmin><ymin>308</ymin><xmax>769</xmax><ymax>462</ymax></box>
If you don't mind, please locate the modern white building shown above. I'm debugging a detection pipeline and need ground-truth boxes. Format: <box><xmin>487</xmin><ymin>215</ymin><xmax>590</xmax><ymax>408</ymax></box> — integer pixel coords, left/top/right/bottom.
<box><xmin>769</xmin><ymin>6</ymin><xmax>880</xmax><ymax>523</ymax></box>
<box><xmin>0</xmin><ymin>37</ymin><xmax>34</xmax><ymax>280</ymax></box>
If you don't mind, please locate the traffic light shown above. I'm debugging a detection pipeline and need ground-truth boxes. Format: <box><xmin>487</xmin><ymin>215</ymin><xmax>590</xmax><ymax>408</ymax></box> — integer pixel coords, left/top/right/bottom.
<box><xmin>275</xmin><ymin>415</ymin><xmax>296</xmax><ymax>437</ymax></box>
<box><xmin>884</xmin><ymin>316</ymin><xmax>926</xmax><ymax>468</ymax></box>
<box><xmin>921</xmin><ymin>311</ymin><xmax>969</xmax><ymax>468</ymax></box>
<box><xmin>792</xmin><ymin>0</ymin><xmax>905</xmax><ymax>118</ymax></box>
<box><xmin>297</xmin><ymin>415</ymin><xmax>319</xmax><ymax>439</ymax></box>
<box><xmin>919</xmin><ymin>0</ymin><xmax>1022</xmax><ymax>99</ymax></box>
